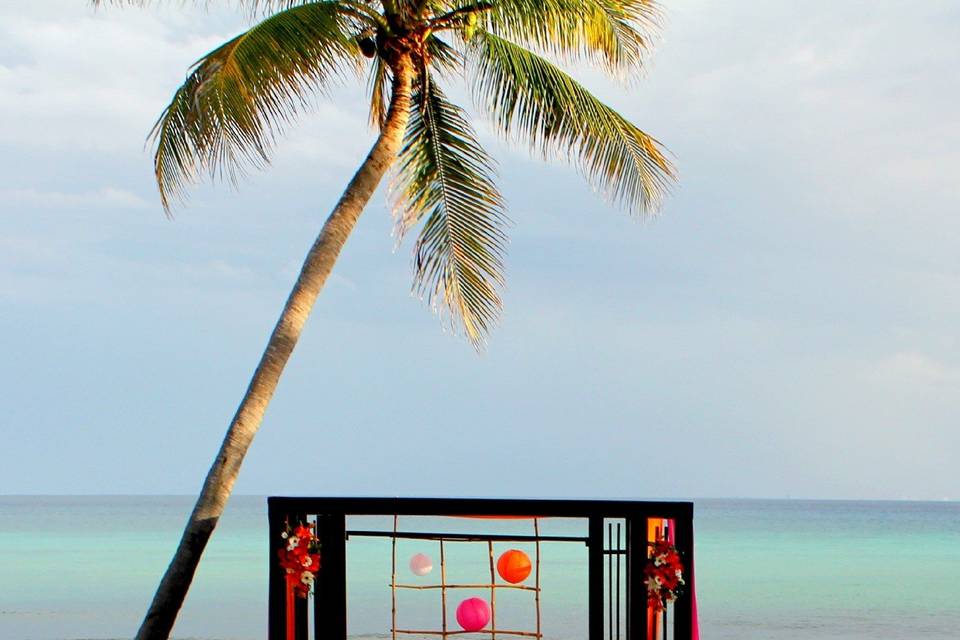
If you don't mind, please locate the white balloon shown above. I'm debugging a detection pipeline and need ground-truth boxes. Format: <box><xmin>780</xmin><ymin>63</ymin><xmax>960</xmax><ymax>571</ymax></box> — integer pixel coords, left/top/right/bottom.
<box><xmin>409</xmin><ymin>553</ymin><xmax>433</xmax><ymax>576</ymax></box>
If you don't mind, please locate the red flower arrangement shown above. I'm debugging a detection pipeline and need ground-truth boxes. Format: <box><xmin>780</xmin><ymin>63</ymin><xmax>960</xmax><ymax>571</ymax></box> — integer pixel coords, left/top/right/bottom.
<box><xmin>278</xmin><ymin>522</ymin><xmax>321</xmax><ymax>598</ymax></box>
<box><xmin>644</xmin><ymin>540</ymin><xmax>684</xmax><ymax>612</ymax></box>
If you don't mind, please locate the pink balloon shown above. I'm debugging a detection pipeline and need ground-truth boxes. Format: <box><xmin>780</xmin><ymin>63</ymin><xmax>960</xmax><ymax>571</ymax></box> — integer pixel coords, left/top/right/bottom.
<box><xmin>455</xmin><ymin>597</ymin><xmax>491</xmax><ymax>632</ymax></box>
<box><xmin>409</xmin><ymin>553</ymin><xmax>433</xmax><ymax>576</ymax></box>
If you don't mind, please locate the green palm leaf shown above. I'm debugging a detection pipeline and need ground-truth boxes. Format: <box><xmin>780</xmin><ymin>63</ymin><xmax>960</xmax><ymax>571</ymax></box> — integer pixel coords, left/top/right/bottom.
<box><xmin>469</xmin><ymin>29</ymin><xmax>674</xmax><ymax>214</ymax></box>
<box><xmin>150</xmin><ymin>1</ymin><xmax>360</xmax><ymax>210</ymax></box>
<box><xmin>93</xmin><ymin>0</ymin><xmax>377</xmax><ymax>19</ymax></box>
<box><xmin>426</xmin><ymin>34</ymin><xmax>464</xmax><ymax>75</ymax></box>
<box><xmin>478</xmin><ymin>0</ymin><xmax>660</xmax><ymax>71</ymax></box>
<box><xmin>394</xmin><ymin>72</ymin><xmax>509</xmax><ymax>345</ymax></box>
<box><xmin>366</xmin><ymin>34</ymin><xmax>461</xmax><ymax>130</ymax></box>
<box><xmin>366</xmin><ymin>54</ymin><xmax>391</xmax><ymax>129</ymax></box>
<box><xmin>586</xmin><ymin>0</ymin><xmax>660</xmax><ymax>69</ymax></box>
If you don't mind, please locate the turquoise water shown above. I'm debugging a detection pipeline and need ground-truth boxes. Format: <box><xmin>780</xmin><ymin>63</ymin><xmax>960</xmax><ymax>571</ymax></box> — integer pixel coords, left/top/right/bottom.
<box><xmin>1</xmin><ymin>497</ymin><xmax>959</xmax><ymax>639</ymax></box>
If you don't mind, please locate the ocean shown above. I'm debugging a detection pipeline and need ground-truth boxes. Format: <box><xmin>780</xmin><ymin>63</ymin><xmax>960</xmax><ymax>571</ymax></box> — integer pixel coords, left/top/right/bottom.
<box><xmin>1</xmin><ymin>497</ymin><xmax>959</xmax><ymax>640</ymax></box>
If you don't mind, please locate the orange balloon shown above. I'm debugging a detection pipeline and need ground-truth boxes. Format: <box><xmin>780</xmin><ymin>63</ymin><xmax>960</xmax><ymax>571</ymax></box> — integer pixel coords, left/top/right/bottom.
<box><xmin>496</xmin><ymin>549</ymin><xmax>532</xmax><ymax>584</ymax></box>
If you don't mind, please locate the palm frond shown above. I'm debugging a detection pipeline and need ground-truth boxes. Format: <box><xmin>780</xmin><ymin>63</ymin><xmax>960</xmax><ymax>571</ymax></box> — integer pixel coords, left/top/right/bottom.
<box><xmin>367</xmin><ymin>54</ymin><xmax>391</xmax><ymax>129</ymax></box>
<box><xmin>92</xmin><ymin>0</ymin><xmax>379</xmax><ymax>20</ymax></box>
<box><xmin>150</xmin><ymin>1</ymin><xmax>360</xmax><ymax>211</ymax></box>
<box><xmin>469</xmin><ymin>29</ymin><xmax>674</xmax><ymax>214</ymax></box>
<box><xmin>426</xmin><ymin>34</ymin><xmax>464</xmax><ymax>76</ymax></box>
<box><xmin>90</xmin><ymin>0</ymin><xmax>192</xmax><ymax>5</ymax></box>
<box><xmin>89</xmin><ymin>0</ymin><xmax>263</xmax><ymax>9</ymax></box>
<box><xmin>479</xmin><ymin>0</ymin><xmax>661</xmax><ymax>71</ymax></box>
<box><xmin>394</xmin><ymin>72</ymin><xmax>509</xmax><ymax>346</ymax></box>
<box><xmin>584</xmin><ymin>0</ymin><xmax>661</xmax><ymax>70</ymax></box>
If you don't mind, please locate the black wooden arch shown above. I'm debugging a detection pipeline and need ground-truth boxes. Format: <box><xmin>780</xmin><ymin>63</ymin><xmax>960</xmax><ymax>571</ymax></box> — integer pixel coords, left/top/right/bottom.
<box><xmin>267</xmin><ymin>497</ymin><xmax>695</xmax><ymax>640</ymax></box>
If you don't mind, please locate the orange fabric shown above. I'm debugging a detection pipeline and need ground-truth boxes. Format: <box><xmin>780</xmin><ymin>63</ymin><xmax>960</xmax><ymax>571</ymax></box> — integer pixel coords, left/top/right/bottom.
<box><xmin>646</xmin><ymin>519</ymin><xmax>668</xmax><ymax>639</ymax></box>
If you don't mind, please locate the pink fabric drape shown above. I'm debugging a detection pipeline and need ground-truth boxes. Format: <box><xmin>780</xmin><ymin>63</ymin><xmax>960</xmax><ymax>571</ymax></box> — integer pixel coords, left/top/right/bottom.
<box><xmin>683</xmin><ymin>523</ymin><xmax>700</xmax><ymax>640</ymax></box>
<box><xmin>650</xmin><ymin>519</ymin><xmax>700</xmax><ymax>640</ymax></box>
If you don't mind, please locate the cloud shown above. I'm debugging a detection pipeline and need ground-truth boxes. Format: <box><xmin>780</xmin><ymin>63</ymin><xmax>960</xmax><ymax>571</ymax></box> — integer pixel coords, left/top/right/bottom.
<box><xmin>1</xmin><ymin>186</ymin><xmax>148</xmax><ymax>209</ymax></box>
<box><xmin>0</xmin><ymin>2</ymin><xmax>362</xmax><ymax>166</ymax></box>
<box><xmin>2</xmin><ymin>0</ymin><xmax>960</xmax><ymax>499</ymax></box>
<box><xmin>634</xmin><ymin>0</ymin><xmax>960</xmax><ymax>220</ymax></box>
<box><xmin>0</xmin><ymin>7</ymin><xmax>215</xmax><ymax>152</ymax></box>
<box><xmin>866</xmin><ymin>351</ymin><xmax>960</xmax><ymax>388</ymax></box>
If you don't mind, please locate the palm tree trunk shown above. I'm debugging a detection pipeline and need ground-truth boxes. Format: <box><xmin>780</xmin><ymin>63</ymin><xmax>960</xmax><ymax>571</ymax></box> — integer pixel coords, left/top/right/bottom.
<box><xmin>135</xmin><ymin>56</ymin><xmax>414</xmax><ymax>640</ymax></box>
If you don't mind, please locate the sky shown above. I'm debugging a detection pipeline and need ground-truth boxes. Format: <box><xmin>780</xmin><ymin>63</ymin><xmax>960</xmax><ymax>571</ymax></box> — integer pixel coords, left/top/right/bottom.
<box><xmin>1</xmin><ymin>1</ymin><xmax>958</xmax><ymax>500</ymax></box>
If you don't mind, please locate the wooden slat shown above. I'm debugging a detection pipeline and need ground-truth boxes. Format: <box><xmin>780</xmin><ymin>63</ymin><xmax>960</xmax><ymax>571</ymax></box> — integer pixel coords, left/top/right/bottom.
<box><xmin>394</xmin><ymin>583</ymin><xmax>539</xmax><ymax>591</ymax></box>
<box><xmin>347</xmin><ymin>530</ymin><xmax>587</xmax><ymax>544</ymax></box>
<box><xmin>672</xmin><ymin>516</ymin><xmax>694</xmax><ymax>640</ymax></box>
<box><xmin>588</xmin><ymin>517</ymin><xmax>604</xmax><ymax>640</ymax></box>
<box><xmin>627</xmin><ymin>517</ymin><xmax>649</xmax><ymax>640</ymax></box>
<box><xmin>269</xmin><ymin>497</ymin><xmax>694</xmax><ymax>520</ymax></box>
<box><xmin>267</xmin><ymin>501</ymin><xmax>286</xmax><ymax>640</ymax></box>
<box><xmin>393</xmin><ymin>630</ymin><xmax>540</xmax><ymax>637</ymax></box>
<box><xmin>316</xmin><ymin>513</ymin><xmax>347</xmax><ymax>640</ymax></box>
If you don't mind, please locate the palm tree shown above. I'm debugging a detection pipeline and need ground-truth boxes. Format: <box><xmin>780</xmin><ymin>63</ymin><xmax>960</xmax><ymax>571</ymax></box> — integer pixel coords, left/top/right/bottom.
<box><xmin>97</xmin><ymin>1</ymin><xmax>675</xmax><ymax>638</ymax></box>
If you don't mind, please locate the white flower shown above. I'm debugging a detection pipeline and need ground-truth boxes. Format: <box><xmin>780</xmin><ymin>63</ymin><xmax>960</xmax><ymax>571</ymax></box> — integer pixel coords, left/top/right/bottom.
<box><xmin>281</xmin><ymin>532</ymin><xmax>289</xmax><ymax>539</ymax></box>
<box><xmin>301</xmin><ymin>572</ymin><xmax>315</xmax><ymax>585</ymax></box>
<box><xmin>301</xmin><ymin>556</ymin><xmax>313</xmax><ymax>567</ymax></box>
<box><xmin>287</xmin><ymin>536</ymin><xmax>300</xmax><ymax>551</ymax></box>
<box><xmin>645</xmin><ymin>576</ymin><xmax>661</xmax><ymax>591</ymax></box>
